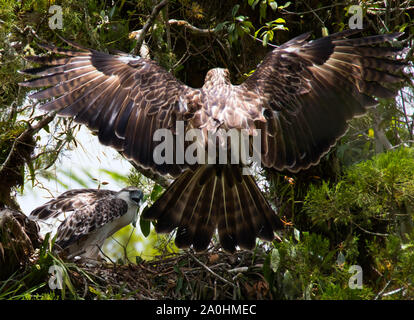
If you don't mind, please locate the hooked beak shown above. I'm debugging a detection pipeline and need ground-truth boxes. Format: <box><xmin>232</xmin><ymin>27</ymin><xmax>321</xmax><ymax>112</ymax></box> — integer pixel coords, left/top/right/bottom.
<box><xmin>131</xmin><ymin>190</ymin><xmax>144</xmax><ymax>205</ymax></box>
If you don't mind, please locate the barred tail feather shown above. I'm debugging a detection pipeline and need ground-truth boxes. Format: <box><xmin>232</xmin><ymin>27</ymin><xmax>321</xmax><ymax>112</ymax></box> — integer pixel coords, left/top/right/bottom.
<box><xmin>142</xmin><ymin>165</ymin><xmax>283</xmax><ymax>253</ymax></box>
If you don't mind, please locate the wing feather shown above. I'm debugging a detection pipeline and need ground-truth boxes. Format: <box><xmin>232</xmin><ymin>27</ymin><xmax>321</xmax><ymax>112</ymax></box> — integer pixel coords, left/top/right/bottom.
<box><xmin>29</xmin><ymin>189</ymin><xmax>116</xmax><ymax>220</ymax></box>
<box><xmin>241</xmin><ymin>30</ymin><xmax>407</xmax><ymax>172</ymax></box>
<box><xmin>55</xmin><ymin>197</ymin><xmax>128</xmax><ymax>249</ymax></box>
<box><xmin>143</xmin><ymin>165</ymin><xmax>283</xmax><ymax>252</ymax></box>
<box><xmin>20</xmin><ymin>42</ymin><xmax>202</xmax><ymax>177</ymax></box>
<box><xmin>29</xmin><ymin>189</ymin><xmax>117</xmax><ymax>239</ymax></box>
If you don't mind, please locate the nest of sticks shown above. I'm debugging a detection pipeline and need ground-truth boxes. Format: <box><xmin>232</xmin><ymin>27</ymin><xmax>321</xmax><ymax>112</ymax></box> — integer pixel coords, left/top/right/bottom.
<box><xmin>1</xmin><ymin>208</ymin><xmax>275</xmax><ymax>299</ymax></box>
<box><xmin>68</xmin><ymin>246</ymin><xmax>273</xmax><ymax>300</ymax></box>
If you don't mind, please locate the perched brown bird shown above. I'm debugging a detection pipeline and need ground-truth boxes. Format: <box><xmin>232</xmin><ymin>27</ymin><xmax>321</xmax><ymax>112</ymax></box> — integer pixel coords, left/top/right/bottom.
<box><xmin>30</xmin><ymin>187</ymin><xmax>143</xmax><ymax>260</ymax></box>
<box><xmin>20</xmin><ymin>29</ymin><xmax>407</xmax><ymax>252</ymax></box>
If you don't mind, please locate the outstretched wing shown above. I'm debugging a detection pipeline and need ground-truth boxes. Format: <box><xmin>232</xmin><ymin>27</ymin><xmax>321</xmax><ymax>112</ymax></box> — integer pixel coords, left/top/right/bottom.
<box><xmin>20</xmin><ymin>41</ymin><xmax>202</xmax><ymax>177</ymax></box>
<box><xmin>239</xmin><ymin>29</ymin><xmax>406</xmax><ymax>172</ymax></box>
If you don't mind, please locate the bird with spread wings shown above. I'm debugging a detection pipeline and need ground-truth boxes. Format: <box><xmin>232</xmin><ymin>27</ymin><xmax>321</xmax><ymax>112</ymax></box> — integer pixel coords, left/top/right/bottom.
<box><xmin>20</xmin><ymin>29</ymin><xmax>407</xmax><ymax>253</ymax></box>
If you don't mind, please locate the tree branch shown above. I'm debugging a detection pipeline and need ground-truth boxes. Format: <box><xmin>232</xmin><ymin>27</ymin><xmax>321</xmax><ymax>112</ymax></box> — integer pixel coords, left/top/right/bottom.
<box><xmin>133</xmin><ymin>0</ymin><xmax>169</xmax><ymax>55</ymax></box>
<box><xmin>0</xmin><ymin>113</ymin><xmax>56</xmax><ymax>175</ymax></box>
<box><xmin>167</xmin><ymin>19</ymin><xmax>214</xmax><ymax>35</ymax></box>
<box><xmin>188</xmin><ymin>251</ymin><xmax>235</xmax><ymax>288</ymax></box>
<box><xmin>128</xmin><ymin>159</ymin><xmax>172</xmax><ymax>189</ymax></box>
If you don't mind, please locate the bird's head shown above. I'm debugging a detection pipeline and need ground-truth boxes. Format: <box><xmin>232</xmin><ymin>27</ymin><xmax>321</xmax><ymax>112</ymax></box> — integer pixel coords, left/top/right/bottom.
<box><xmin>130</xmin><ymin>189</ymin><xmax>144</xmax><ymax>206</ymax></box>
<box><xmin>117</xmin><ymin>187</ymin><xmax>144</xmax><ymax>228</ymax></box>
<box><xmin>203</xmin><ymin>68</ymin><xmax>231</xmax><ymax>89</ymax></box>
<box><xmin>117</xmin><ymin>187</ymin><xmax>144</xmax><ymax>206</ymax></box>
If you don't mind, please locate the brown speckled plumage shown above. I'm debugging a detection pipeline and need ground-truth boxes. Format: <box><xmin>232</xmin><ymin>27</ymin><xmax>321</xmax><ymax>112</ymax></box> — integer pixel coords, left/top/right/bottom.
<box><xmin>30</xmin><ymin>187</ymin><xmax>142</xmax><ymax>259</ymax></box>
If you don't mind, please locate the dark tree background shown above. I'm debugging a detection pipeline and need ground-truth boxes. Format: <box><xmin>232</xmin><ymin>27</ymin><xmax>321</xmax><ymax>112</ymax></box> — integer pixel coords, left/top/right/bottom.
<box><xmin>0</xmin><ymin>0</ymin><xmax>413</xmax><ymax>300</ymax></box>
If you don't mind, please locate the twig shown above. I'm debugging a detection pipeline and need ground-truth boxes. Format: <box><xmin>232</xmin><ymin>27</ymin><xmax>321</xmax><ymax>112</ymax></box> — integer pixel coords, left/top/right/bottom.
<box><xmin>280</xmin><ymin>3</ymin><xmax>348</xmax><ymax>16</ymax></box>
<box><xmin>367</xmin><ymin>6</ymin><xmax>414</xmax><ymax>13</ymax></box>
<box><xmin>374</xmin><ymin>280</ymin><xmax>392</xmax><ymax>300</ymax></box>
<box><xmin>168</xmin><ymin>19</ymin><xmax>279</xmax><ymax>50</ymax></box>
<box><xmin>97</xmin><ymin>245</ymin><xmax>116</xmax><ymax>264</ymax></box>
<box><xmin>227</xmin><ymin>266</ymin><xmax>249</xmax><ymax>273</ymax></box>
<box><xmin>172</xmin><ymin>51</ymin><xmax>190</xmax><ymax>70</ymax></box>
<box><xmin>352</xmin><ymin>221</ymin><xmax>389</xmax><ymax>237</ymax></box>
<box><xmin>302</xmin><ymin>1</ymin><xmax>326</xmax><ymax>27</ymax></box>
<box><xmin>129</xmin><ymin>160</ymin><xmax>172</xmax><ymax>188</ymax></box>
<box><xmin>168</xmin><ymin>19</ymin><xmax>213</xmax><ymax>35</ymax></box>
<box><xmin>123</xmin><ymin>227</ymin><xmax>136</xmax><ymax>264</ymax></box>
<box><xmin>188</xmin><ymin>251</ymin><xmax>235</xmax><ymax>288</ymax></box>
<box><xmin>133</xmin><ymin>0</ymin><xmax>169</xmax><ymax>55</ymax></box>
<box><xmin>129</xmin><ymin>30</ymin><xmax>150</xmax><ymax>58</ymax></box>
<box><xmin>248</xmin><ymin>34</ymin><xmax>279</xmax><ymax>48</ymax></box>
<box><xmin>382</xmin><ymin>286</ymin><xmax>406</xmax><ymax>297</ymax></box>
<box><xmin>163</xmin><ymin>6</ymin><xmax>172</xmax><ymax>51</ymax></box>
<box><xmin>0</xmin><ymin>113</ymin><xmax>56</xmax><ymax>174</ymax></box>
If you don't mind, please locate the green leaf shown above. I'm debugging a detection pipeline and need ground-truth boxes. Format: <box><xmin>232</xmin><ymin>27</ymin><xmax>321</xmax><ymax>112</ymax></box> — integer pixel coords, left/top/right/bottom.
<box><xmin>249</xmin><ymin>0</ymin><xmax>260</xmax><ymax>9</ymax></box>
<box><xmin>270</xmin><ymin>248</ymin><xmax>280</xmax><ymax>272</ymax></box>
<box><xmin>228</xmin><ymin>32</ymin><xmax>234</xmax><ymax>44</ymax></box>
<box><xmin>279</xmin><ymin>1</ymin><xmax>291</xmax><ymax>9</ymax></box>
<box><xmin>267</xmin><ymin>29</ymin><xmax>274</xmax><ymax>41</ymax></box>
<box><xmin>60</xmin><ymin>169</ymin><xmax>89</xmax><ymax>188</ymax></box>
<box><xmin>399</xmin><ymin>23</ymin><xmax>408</xmax><ymax>32</ymax></box>
<box><xmin>272</xmin><ymin>24</ymin><xmax>288</xmax><ymax>31</ymax></box>
<box><xmin>294</xmin><ymin>228</ymin><xmax>301</xmax><ymax>241</ymax></box>
<box><xmin>42</xmin><ymin>124</ymin><xmax>50</xmax><ymax>133</ymax></box>
<box><xmin>262</xmin><ymin>32</ymin><xmax>269</xmax><ymax>46</ymax></box>
<box><xmin>175</xmin><ymin>277</ymin><xmax>183</xmax><ymax>294</ymax></box>
<box><xmin>268</xmin><ymin>0</ymin><xmax>278</xmax><ymax>11</ymax></box>
<box><xmin>242</xmin><ymin>20</ymin><xmax>254</xmax><ymax>30</ymax></box>
<box><xmin>99</xmin><ymin>168</ymin><xmax>129</xmax><ymax>183</ymax></box>
<box><xmin>228</xmin><ymin>23</ymin><xmax>235</xmax><ymax>34</ymax></box>
<box><xmin>274</xmin><ymin>17</ymin><xmax>286</xmax><ymax>23</ymax></box>
<box><xmin>282</xmin><ymin>270</ymin><xmax>297</xmax><ymax>299</ymax></box>
<box><xmin>260</xmin><ymin>0</ymin><xmax>267</xmax><ymax>21</ymax></box>
<box><xmin>27</xmin><ymin>161</ymin><xmax>35</xmax><ymax>187</ymax></box>
<box><xmin>150</xmin><ymin>184</ymin><xmax>164</xmax><ymax>201</ymax></box>
<box><xmin>139</xmin><ymin>215</ymin><xmax>151</xmax><ymax>237</ymax></box>
<box><xmin>108</xmin><ymin>5</ymin><xmax>116</xmax><ymax>19</ymax></box>
<box><xmin>254</xmin><ymin>26</ymin><xmax>265</xmax><ymax>38</ymax></box>
<box><xmin>262</xmin><ymin>252</ymin><xmax>273</xmax><ymax>283</ymax></box>
<box><xmin>231</xmin><ymin>4</ymin><xmax>240</xmax><ymax>17</ymax></box>
<box><xmin>232</xmin><ymin>30</ymin><xmax>239</xmax><ymax>41</ymax></box>
<box><xmin>214</xmin><ymin>22</ymin><xmax>228</xmax><ymax>32</ymax></box>
<box><xmin>237</xmin><ymin>25</ymin><xmax>247</xmax><ymax>38</ymax></box>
